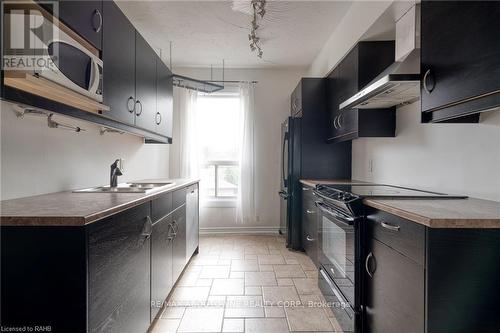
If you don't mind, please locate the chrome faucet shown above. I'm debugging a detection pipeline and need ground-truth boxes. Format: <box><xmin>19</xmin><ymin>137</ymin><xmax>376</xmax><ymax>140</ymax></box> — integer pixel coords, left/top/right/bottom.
<box><xmin>110</xmin><ymin>159</ymin><xmax>123</xmax><ymax>187</ymax></box>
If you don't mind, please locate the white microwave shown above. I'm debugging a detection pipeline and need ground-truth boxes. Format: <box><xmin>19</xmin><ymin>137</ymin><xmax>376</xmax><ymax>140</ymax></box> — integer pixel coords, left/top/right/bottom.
<box><xmin>33</xmin><ymin>15</ymin><xmax>103</xmax><ymax>102</ymax></box>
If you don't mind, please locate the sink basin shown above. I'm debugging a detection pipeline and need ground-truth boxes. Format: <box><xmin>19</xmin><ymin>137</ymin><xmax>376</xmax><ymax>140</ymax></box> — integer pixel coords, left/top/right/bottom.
<box><xmin>129</xmin><ymin>182</ymin><xmax>173</xmax><ymax>188</ymax></box>
<box><xmin>74</xmin><ymin>186</ymin><xmax>152</xmax><ymax>193</ymax></box>
<box><xmin>73</xmin><ymin>182</ymin><xmax>175</xmax><ymax>193</ymax></box>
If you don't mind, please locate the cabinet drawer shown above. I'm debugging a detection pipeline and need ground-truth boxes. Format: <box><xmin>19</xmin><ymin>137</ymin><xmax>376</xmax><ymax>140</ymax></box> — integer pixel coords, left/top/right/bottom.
<box><xmin>173</xmin><ymin>188</ymin><xmax>187</xmax><ymax>210</ymax></box>
<box><xmin>152</xmin><ymin>192</ymin><xmax>173</xmax><ymax>221</ymax></box>
<box><xmin>365</xmin><ymin>208</ymin><xmax>425</xmax><ymax>266</ymax></box>
<box><xmin>301</xmin><ymin>185</ymin><xmax>318</xmax><ymax>266</ymax></box>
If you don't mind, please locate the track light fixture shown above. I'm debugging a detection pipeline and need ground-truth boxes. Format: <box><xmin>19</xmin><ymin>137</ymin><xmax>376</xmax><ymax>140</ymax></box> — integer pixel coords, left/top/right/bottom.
<box><xmin>248</xmin><ymin>0</ymin><xmax>266</xmax><ymax>58</ymax></box>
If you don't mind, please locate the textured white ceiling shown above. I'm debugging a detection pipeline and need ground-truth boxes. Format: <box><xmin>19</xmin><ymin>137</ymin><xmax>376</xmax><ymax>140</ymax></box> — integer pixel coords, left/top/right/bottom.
<box><xmin>116</xmin><ymin>1</ymin><xmax>353</xmax><ymax>69</ymax></box>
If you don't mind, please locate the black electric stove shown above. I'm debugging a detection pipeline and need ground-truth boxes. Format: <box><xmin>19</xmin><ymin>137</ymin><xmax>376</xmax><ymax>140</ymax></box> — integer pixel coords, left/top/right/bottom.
<box><xmin>314</xmin><ymin>183</ymin><xmax>466</xmax><ymax>333</ymax></box>
<box><xmin>314</xmin><ymin>183</ymin><xmax>467</xmax><ymax>217</ymax></box>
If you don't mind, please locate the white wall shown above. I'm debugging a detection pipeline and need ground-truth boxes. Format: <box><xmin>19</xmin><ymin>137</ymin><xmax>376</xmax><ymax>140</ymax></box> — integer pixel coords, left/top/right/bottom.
<box><xmin>170</xmin><ymin>67</ymin><xmax>305</xmax><ymax>231</ymax></box>
<box><xmin>352</xmin><ymin>103</ymin><xmax>500</xmax><ymax>201</ymax></box>
<box><xmin>308</xmin><ymin>1</ymin><xmax>394</xmax><ymax>77</ymax></box>
<box><xmin>0</xmin><ymin>100</ymin><xmax>170</xmax><ymax>200</ymax></box>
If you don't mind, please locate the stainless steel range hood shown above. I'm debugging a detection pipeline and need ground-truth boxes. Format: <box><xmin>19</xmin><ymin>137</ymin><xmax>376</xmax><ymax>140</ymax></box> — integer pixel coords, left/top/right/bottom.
<box><xmin>340</xmin><ymin>4</ymin><xmax>421</xmax><ymax>110</ymax></box>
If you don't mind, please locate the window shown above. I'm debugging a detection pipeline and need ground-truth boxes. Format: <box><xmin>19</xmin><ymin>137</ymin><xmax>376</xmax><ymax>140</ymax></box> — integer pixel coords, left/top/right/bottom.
<box><xmin>196</xmin><ymin>92</ymin><xmax>241</xmax><ymax>203</ymax></box>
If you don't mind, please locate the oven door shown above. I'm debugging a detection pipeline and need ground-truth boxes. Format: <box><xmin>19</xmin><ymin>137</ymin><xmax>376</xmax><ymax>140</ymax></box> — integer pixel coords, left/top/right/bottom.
<box><xmin>36</xmin><ymin>19</ymin><xmax>103</xmax><ymax>102</ymax></box>
<box><xmin>316</xmin><ymin>200</ymin><xmax>358</xmax><ymax>332</ymax></box>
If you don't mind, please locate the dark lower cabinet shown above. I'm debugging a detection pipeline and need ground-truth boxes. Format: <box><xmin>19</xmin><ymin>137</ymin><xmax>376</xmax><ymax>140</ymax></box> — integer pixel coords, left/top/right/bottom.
<box><xmin>421</xmin><ymin>1</ymin><xmax>500</xmax><ymax>122</ymax></box>
<box><xmin>425</xmin><ymin>229</ymin><xmax>500</xmax><ymax>333</ymax></box>
<box><xmin>1</xmin><ymin>183</ymin><xmax>199</xmax><ymax>333</ymax></box>
<box><xmin>1</xmin><ymin>227</ymin><xmax>87</xmax><ymax>333</ymax></box>
<box><xmin>88</xmin><ymin>202</ymin><xmax>151</xmax><ymax>333</ymax></box>
<box><xmin>151</xmin><ymin>213</ymin><xmax>174</xmax><ymax>321</ymax></box>
<box><xmin>363</xmin><ymin>207</ymin><xmax>500</xmax><ymax>333</ymax></box>
<box><xmin>364</xmin><ymin>238</ymin><xmax>425</xmax><ymax>333</ymax></box>
<box><xmin>301</xmin><ymin>185</ymin><xmax>318</xmax><ymax>267</ymax></box>
<box><xmin>58</xmin><ymin>0</ymin><xmax>103</xmax><ymax>50</ymax></box>
<box><xmin>172</xmin><ymin>204</ymin><xmax>187</xmax><ymax>282</ymax></box>
<box><xmin>102</xmin><ymin>0</ymin><xmax>136</xmax><ymax>125</ymax></box>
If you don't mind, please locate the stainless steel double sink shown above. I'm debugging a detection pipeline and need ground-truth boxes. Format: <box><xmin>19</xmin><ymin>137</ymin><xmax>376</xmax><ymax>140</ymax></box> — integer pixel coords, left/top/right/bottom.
<box><xmin>73</xmin><ymin>182</ymin><xmax>175</xmax><ymax>193</ymax></box>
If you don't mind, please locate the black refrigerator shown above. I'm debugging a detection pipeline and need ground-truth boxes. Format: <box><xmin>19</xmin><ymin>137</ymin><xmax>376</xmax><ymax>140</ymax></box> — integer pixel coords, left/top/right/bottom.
<box><xmin>279</xmin><ymin>78</ymin><xmax>352</xmax><ymax>250</ymax></box>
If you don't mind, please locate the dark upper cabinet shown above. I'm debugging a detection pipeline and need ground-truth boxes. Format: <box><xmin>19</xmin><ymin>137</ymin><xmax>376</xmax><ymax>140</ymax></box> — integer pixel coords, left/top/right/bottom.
<box><xmin>102</xmin><ymin>0</ymin><xmax>136</xmax><ymax>125</ymax></box>
<box><xmin>327</xmin><ymin>42</ymin><xmax>396</xmax><ymax>143</ymax></box>
<box><xmin>3</xmin><ymin>0</ymin><xmax>173</xmax><ymax>143</ymax></box>
<box><xmin>421</xmin><ymin>1</ymin><xmax>500</xmax><ymax>122</ymax></box>
<box><xmin>58</xmin><ymin>0</ymin><xmax>103</xmax><ymax>50</ymax></box>
<box><xmin>135</xmin><ymin>32</ymin><xmax>158</xmax><ymax>133</ymax></box>
<box><xmin>156</xmin><ymin>58</ymin><xmax>174</xmax><ymax>139</ymax></box>
<box><xmin>88</xmin><ymin>202</ymin><xmax>151</xmax><ymax>333</ymax></box>
<box><xmin>172</xmin><ymin>204</ymin><xmax>187</xmax><ymax>282</ymax></box>
<box><xmin>151</xmin><ymin>212</ymin><xmax>174</xmax><ymax>321</ymax></box>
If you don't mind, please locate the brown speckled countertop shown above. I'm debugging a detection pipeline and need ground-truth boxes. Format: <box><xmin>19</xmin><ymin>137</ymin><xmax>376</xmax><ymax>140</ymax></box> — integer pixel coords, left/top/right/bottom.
<box><xmin>0</xmin><ymin>178</ymin><xmax>199</xmax><ymax>226</ymax></box>
<box><xmin>300</xmin><ymin>179</ymin><xmax>500</xmax><ymax>228</ymax></box>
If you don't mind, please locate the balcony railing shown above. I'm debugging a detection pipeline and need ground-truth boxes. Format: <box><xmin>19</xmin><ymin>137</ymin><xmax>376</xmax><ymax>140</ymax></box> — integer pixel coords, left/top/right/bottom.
<box><xmin>200</xmin><ymin>160</ymin><xmax>239</xmax><ymax>198</ymax></box>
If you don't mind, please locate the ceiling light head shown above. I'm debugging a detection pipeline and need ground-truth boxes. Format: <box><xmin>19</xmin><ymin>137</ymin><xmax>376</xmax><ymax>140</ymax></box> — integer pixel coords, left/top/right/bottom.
<box><xmin>247</xmin><ymin>0</ymin><xmax>266</xmax><ymax>59</ymax></box>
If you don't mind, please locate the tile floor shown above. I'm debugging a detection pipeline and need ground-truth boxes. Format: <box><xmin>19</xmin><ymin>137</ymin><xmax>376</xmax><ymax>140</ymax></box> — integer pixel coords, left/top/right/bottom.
<box><xmin>150</xmin><ymin>234</ymin><xmax>345</xmax><ymax>333</ymax></box>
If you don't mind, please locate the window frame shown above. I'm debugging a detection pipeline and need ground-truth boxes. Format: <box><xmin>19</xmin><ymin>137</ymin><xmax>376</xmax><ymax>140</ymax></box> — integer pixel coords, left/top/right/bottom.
<box><xmin>196</xmin><ymin>89</ymin><xmax>241</xmax><ymax>207</ymax></box>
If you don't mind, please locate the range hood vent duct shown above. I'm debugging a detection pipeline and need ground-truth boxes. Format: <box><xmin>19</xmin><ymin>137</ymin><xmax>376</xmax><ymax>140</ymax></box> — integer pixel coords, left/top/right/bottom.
<box><xmin>340</xmin><ymin>4</ymin><xmax>421</xmax><ymax>110</ymax></box>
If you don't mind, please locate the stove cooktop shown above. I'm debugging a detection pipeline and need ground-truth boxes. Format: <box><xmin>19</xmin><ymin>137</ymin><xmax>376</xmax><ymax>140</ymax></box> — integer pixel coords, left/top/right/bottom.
<box><xmin>316</xmin><ymin>184</ymin><xmax>467</xmax><ymax>200</ymax></box>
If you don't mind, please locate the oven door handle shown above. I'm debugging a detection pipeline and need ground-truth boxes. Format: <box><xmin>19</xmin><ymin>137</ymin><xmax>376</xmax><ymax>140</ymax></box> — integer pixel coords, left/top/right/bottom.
<box><xmin>315</xmin><ymin>201</ymin><xmax>354</xmax><ymax>226</ymax></box>
<box><xmin>320</xmin><ymin>268</ymin><xmax>350</xmax><ymax>305</ymax></box>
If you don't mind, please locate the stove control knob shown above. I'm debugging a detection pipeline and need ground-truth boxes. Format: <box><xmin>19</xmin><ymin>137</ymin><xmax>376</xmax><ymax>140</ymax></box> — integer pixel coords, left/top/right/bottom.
<box><xmin>342</xmin><ymin>193</ymin><xmax>352</xmax><ymax>201</ymax></box>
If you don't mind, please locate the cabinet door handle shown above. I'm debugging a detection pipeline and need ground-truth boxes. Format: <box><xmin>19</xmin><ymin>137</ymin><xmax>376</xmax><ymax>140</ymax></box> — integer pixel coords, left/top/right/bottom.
<box><xmin>423</xmin><ymin>69</ymin><xmax>435</xmax><ymax>94</ymax></box>
<box><xmin>93</xmin><ymin>9</ymin><xmax>103</xmax><ymax>33</ymax></box>
<box><xmin>380</xmin><ymin>221</ymin><xmax>400</xmax><ymax>231</ymax></box>
<box><xmin>172</xmin><ymin>220</ymin><xmax>179</xmax><ymax>234</ymax></box>
<box><xmin>365</xmin><ymin>252</ymin><xmax>376</xmax><ymax>278</ymax></box>
<box><xmin>337</xmin><ymin>113</ymin><xmax>343</xmax><ymax>128</ymax></box>
<box><xmin>306</xmin><ymin>235</ymin><xmax>315</xmax><ymax>242</ymax></box>
<box><xmin>135</xmin><ymin>100</ymin><xmax>142</xmax><ymax>116</ymax></box>
<box><xmin>302</xmin><ymin>187</ymin><xmax>310</xmax><ymax>191</ymax></box>
<box><xmin>127</xmin><ymin>96</ymin><xmax>135</xmax><ymax>113</ymax></box>
<box><xmin>167</xmin><ymin>223</ymin><xmax>175</xmax><ymax>241</ymax></box>
<box><xmin>155</xmin><ymin>112</ymin><xmax>162</xmax><ymax>125</ymax></box>
<box><xmin>333</xmin><ymin>115</ymin><xmax>339</xmax><ymax>129</ymax></box>
<box><xmin>306</xmin><ymin>209</ymin><xmax>315</xmax><ymax>214</ymax></box>
<box><xmin>141</xmin><ymin>216</ymin><xmax>153</xmax><ymax>240</ymax></box>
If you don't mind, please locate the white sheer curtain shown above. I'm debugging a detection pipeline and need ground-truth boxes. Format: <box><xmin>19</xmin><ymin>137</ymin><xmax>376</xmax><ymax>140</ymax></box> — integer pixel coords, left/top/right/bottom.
<box><xmin>236</xmin><ymin>83</ymin><xmax>256</xmax><ymax>224</ymax></box>
<box><xmin>178</xmin><ymin>87</ymin><xmax>199</xmax><ymax>179</ymax></box>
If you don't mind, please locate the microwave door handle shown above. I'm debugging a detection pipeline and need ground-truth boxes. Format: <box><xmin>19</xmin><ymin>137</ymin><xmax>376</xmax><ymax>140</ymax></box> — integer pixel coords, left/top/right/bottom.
<box><xmin>88</xmin><ymin>60</ymin><xmax>99</xmax><ymax>93</ymax></box>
